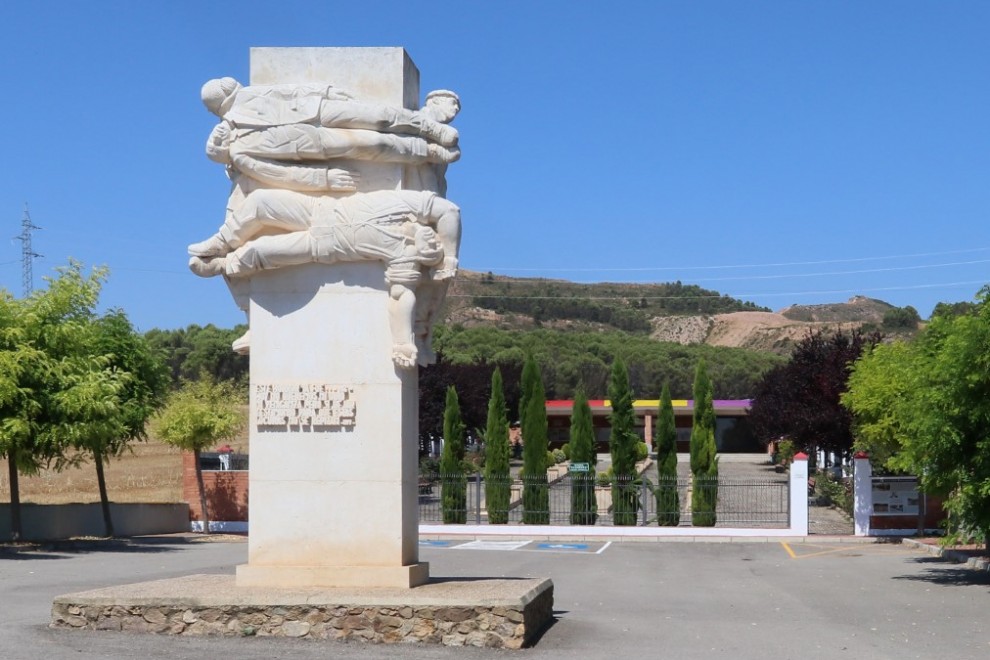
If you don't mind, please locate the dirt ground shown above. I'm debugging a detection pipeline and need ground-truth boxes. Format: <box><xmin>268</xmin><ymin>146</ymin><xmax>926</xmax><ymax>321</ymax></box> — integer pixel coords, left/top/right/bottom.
<box><xmin>0</xmin><ymin>430</ymin><xmax>252</xmax><ymax>506</ymax></box>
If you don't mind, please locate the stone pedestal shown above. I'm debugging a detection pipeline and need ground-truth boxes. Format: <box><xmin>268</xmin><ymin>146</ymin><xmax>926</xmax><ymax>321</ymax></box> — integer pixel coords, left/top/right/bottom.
<box><xmin>235</xmin><ymin>48</ymin><xmax>427</xmax><ymax>589</ymax></box>
<box><xmin>52</xmin><ymin>574</ymin><xmax>554</xmax><ymax>648</ymax></box>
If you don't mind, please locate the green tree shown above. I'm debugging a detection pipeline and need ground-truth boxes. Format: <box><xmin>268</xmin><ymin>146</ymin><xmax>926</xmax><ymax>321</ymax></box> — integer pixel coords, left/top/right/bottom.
<box><xmin>483</xmin><ymin>369</ymin><xmax>510</xmax><ymax>524</ymax></box>
<box><xmin>521</xmin><ymin>355</ymin><xmax>549</xmax><ymax>524</ymax></box>
<box><xmin>842</xmin><ymin>341</ymin><xmax>917</xmax><ymax>468</ymax></box>
<box><xmin>439</xmin><ymin>385</ymin><xmax>466</xmax><ymax>524</ymax></box>
<box><xmin>882</xmin><ymin>306</ymin><xmax>921</xmax><ymax>330</ymax></box>
<box><xmin>152</xmin><ymin>377</ymin><xmax>243</xmax><ymax>534</ymax></box>
<box><xmin>0</xmin><ymin>263</ymin><xmax>111</xmax><ymax>540</ymax></box>
<box><xmin>519</xmin><ymin>353</ymin><xmax>540</xmax><ymax>426</ymax></box>
<box><xmin>931</xmin><ymin>301</ymin><xmax>978</xmax><ymax>319</ymax></box>
<box><xmin>65</xmin><ymin>310</ymin><xmax>170</xmax><ymax>537</ymax></box>
<box><xmin>655</xmin><ymin>383</ymin><xmax>680</xmax><ymax>526</ymax></box>
<box><xmin>433</xmin><ymin>325</ymin><xmax>782</xmax><ymax>401</ymax></box>
<box><xmin>845</xmin><ymin>291</ymin><xmax>990</xmax><ymax>552</ymax></box>
<box><xmin>144</xmin><ymin>324</ymin><xmax>248</xmax><ymax>385</ymax></box>
<box><xmin>609</xmin><ymin>357</ymin><xmax>639</xmax><ymax>525</ymax></box>
<box><xmin>690</xmin><ymin>359</ymin><xmax>718</xmax><ymax>527</ymax></box>
<box><xmin>417</xmin><ymin>356</ymin><xmax>521</xmax><ymax>451</ymax></box>
<box><xmin>180</xmin><ymin>324</ymin><xmax>249</xmax><ymax>382</ymax></box>
<box><xmin>569</xmin><ymin>388</ymin><xmax>597</xmax><ymax>525</ymax></box>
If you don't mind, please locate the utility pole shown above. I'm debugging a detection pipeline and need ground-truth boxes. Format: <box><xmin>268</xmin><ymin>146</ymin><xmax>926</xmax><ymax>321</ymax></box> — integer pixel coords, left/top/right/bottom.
<box><xmin>15</xmin><ymin>203</ymin><xmax>41</xmax><ymax>296</ymax></box>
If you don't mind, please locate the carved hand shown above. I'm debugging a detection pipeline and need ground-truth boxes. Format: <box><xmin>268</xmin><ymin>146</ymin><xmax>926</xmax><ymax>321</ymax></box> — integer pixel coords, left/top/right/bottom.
<box><xmin>326</xmin><ymin>168</ymin><xmax>359</xmax><ymax>192</ymax></box>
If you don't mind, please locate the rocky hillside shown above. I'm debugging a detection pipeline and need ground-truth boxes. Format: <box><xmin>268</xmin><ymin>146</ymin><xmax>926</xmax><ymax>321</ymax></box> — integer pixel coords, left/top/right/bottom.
<box><xmin>443</xmin><ymin>272</ymin><xmax>915</xmax><ymax>355</ymax></box>
<box><xmin>650</xmin><ymin>296</ymin><xmax>902</xmax><ymax>354</ymax></box>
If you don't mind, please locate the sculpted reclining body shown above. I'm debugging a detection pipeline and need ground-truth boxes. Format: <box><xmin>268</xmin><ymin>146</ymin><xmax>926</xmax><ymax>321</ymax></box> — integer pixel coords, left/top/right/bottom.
<box><xmin>190</xmin><ymin>77</ymin><xmax>462</xmax><ymax>368</ymax></box>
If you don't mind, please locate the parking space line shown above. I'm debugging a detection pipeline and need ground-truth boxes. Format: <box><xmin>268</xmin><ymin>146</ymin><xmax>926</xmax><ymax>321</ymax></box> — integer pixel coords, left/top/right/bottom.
<box><xmin>421</xmin><ymin>539</ymin><xmax>612</xmax><ymax>554</ymax></box>
<box><xmin>452</xmin><ymin>540</ymin><xmax>532</xmax><ymax>551</ymax></box>
<box><xmin>781</xmin><ymin>542</ymin><xmax>918</xmax><ymax>560</ymax></box>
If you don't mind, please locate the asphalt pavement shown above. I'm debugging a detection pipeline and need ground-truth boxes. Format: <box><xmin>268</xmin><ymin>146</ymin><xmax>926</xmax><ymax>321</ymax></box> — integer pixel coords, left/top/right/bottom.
<box><xmin>1</xmin><ymin>535</ymin><xmax>987</xmax><ymax>660</ymax></box>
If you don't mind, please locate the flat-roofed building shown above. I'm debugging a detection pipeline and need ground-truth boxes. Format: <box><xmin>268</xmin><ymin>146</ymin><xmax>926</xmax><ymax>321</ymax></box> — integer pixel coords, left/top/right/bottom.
<box><xmin>545</xmin><ymin>399</ymin><xmax>761</xmax><ymax>453</ymax></box>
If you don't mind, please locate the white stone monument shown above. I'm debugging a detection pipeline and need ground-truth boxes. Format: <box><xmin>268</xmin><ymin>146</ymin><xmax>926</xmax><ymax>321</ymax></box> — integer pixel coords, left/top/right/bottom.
<box><xmin>189</xmin><ymin>47</ymin><xmax>462</xmax><ymax>588</ymax></box>
<box><xmin>51</xmin><ymin>48</ymin><xmax>553</xmax><ymax>647</ymax></box>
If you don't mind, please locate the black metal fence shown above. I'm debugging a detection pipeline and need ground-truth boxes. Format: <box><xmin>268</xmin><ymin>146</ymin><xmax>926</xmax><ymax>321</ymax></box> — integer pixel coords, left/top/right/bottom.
<box><xmin>418</xmin><ymin>473</ymin><xmax>789</xmax><ymax>528</ymax></box>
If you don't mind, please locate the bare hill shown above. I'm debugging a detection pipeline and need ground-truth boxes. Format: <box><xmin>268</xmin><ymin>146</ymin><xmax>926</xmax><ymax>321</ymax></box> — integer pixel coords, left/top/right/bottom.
<box><xmin>443</xmin><ymin>272</ymin><xmax>912</xmax><ymax>354</ymax></box>
<box><xmin>653</xmin><ymin>309</ymin><xmax>872</xmax><ymax>355</ymax></box>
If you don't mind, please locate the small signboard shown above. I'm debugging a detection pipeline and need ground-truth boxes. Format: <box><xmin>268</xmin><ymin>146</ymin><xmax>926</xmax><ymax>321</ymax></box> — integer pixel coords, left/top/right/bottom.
<box><xmin>871</xmin><ymin>477</ymin><xmax>921</xmax><ymax>516</ymax></box>
<box><xmin>569</xmin><ymin>462</ymin><xmax>590</xmax><ymax>472</ymax></box>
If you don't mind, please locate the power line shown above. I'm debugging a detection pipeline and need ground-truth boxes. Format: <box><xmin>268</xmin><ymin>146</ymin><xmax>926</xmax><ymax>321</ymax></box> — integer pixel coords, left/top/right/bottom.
<box><xmin>678</xmin><ymin>259</ymin><xmax>990</xmax><ymax>284</ymax></box>
<box><xmin>448</xmin><ymin>280</ymin><xmax>989</xmax><ymax>301</ymax></box>
<box><xmin>475</xmin><ymin>246</ymin><xmax>990</xmax><ymax>273</ymax></box>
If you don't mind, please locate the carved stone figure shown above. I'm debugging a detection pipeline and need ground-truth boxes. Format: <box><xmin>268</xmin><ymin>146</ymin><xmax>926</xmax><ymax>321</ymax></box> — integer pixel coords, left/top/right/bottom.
<box><xmin>201</xmin><ymin>77</ymin><xmax>458</xmax><ymax>147</ymax></box>
<box><xmin>190</xmin><ymin>188</ymin><xmax>460</xmax><ymax>367</ymax></box>
<box><xmin>206</xmin><ymin>122</ymin><xmax>459</xmax><ymax>174</ymax></box>
<box><xmin>192</xmin><ymin>76</ymin><xmax>462</xmax><ymax>368</ymax></box>
<box><xmin>405</xmin><ymin>90</ymin><xmax>460</xmax><ymax>197</ymax></box>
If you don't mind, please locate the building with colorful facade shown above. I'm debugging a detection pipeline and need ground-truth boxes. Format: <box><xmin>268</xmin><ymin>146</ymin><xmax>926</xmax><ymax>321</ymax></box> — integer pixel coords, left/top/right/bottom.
<box><xmin>545</xmin><ymin>399</ymin><xmax>761</xmax><ymax>453</ymax></box>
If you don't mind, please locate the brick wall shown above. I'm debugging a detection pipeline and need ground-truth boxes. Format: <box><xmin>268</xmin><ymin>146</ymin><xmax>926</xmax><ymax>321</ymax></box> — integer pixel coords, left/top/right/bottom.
<box><xmin>181</xmin><ymin>452</ymin><xmax>249</xmax><ymax>522</ymax></box>
<box><xmin>870</xmin><ymin>493</ymin><xmax>945</xmax><ymax>532</ymax></box>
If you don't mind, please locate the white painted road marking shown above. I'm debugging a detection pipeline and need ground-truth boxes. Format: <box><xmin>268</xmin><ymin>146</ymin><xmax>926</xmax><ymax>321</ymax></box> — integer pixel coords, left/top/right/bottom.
<box><xmin>421</xmin><ymin>540</ymin><xmax>612</xmax><ymax>554</ymax></box>
<box><xmin>453</xmin><ymin>540</ymin><xmax>531</xmax><ymax>551</ymax></box>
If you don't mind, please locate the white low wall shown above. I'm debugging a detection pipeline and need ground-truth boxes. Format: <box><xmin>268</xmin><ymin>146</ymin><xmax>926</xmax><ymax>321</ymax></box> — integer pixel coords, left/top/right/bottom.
<box><xmin>0</xmin><ymin>503</ymin><xmax>189</xmax><ymax>541</ymax></box>
<box><xmin>421</xmin><ymin>456</ymin><xmax>810</xmax><ymax>539</ymax></box>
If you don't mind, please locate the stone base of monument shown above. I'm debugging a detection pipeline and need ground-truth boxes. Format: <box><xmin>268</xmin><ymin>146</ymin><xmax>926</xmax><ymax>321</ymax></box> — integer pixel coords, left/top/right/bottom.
<box><xmin>50</xmin><ymin>574</ymin><xmax>554</xmax><ymax>648</ymax></box>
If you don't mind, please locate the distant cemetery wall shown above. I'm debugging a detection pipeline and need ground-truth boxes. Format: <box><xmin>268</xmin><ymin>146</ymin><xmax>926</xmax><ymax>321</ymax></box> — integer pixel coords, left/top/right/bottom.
<box><xmin>0</xmin><ymin>503</ymin><xmax>188</xmax><ymax>541</ymax></box>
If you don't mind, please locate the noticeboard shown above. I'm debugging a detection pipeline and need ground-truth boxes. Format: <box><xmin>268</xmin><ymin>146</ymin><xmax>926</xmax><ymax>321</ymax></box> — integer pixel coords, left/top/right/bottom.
<box><xmin>871</xmin><ymin>477</ymin><xmax>921</xmax><ymax>516</ymax></box>
<box><xmin>569</xmin><ymin>462</ymin><xmax>590</xmax><ymax>473</ymax></box>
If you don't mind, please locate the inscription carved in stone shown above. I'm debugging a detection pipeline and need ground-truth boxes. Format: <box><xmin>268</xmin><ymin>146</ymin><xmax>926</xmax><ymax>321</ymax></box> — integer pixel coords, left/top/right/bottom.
<box><xmin>255</xmin><ymin>384</ymin><xmax>356</xmax><ymax>427</ymax></box>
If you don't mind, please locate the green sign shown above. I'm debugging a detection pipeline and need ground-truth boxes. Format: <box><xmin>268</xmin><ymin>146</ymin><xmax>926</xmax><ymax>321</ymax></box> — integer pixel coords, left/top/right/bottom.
<box><xmin>569</xmin><ymin>462</ymin><xmax>590</xmax><ymax>472</ymax></box>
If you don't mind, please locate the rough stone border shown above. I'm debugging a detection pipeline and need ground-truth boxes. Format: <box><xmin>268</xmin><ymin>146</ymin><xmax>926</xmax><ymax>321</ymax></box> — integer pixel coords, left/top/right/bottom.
<box><xmin>51</xmin><ymin>575</ymin><xmax>553</xmax><ymax>649</ymax></box>
<box><xmin>903</xmin><ymin>538</ymin><xmax>990</xmax><ymax>572</ymax></box>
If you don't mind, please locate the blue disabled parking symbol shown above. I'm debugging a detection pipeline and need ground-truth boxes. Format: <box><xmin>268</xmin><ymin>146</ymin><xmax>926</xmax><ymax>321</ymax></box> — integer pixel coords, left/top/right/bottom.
<box><xmin>536</xmin><ymin>543</ymin><xmax>589</xmax><ymax>551</ymax></box>
<box><xmin>419</xmin><ymin>540</ymin><xmax>453</xmax><ymax>547</ymax></box>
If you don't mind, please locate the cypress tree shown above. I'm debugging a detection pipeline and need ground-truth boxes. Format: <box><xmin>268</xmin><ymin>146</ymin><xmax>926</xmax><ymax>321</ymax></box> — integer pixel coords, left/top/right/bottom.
<box><xmin>521</xmin><ymin>356</ymin><xmax>549</xmax><ymax>524</ymax></box>
<box><xmin>690</xmin><ymin>359</ymin><xmax>719</xmax><ymax>526</ymax></box>
<box><xmin>440</xmin><ymin>385</ymin><xmax>466</xmax><ymax>524</ymax></box>
<box><xmin>655</xmin><ymin>382</ymin><xmax>680</xmax><ymax>526</ymax></box>
<box><xmin>609</xmin><ymin>357</ymin><xmax>639</xmax><ymax>526</ymax></box>
<box><xmin>569</xmin><ymin>387</ymin><xmax>597</xmax><ymax>525</ymax></box>
<box><xmin>519</xmin><ymin>353</ymin><xmax>540</xmax><ymax>430</ymax></box>
<box><xmin>484</xmin><ymin>368</ymin><xmax>511</xmax><ymax>524</ymax></box>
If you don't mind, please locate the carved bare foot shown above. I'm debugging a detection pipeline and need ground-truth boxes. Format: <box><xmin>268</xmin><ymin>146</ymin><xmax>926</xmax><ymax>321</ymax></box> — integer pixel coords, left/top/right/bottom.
<box><xmin>392</xmin><ymin>343</ymin><xmax>418</xmax><ymax>369</ymax></box>
<box><xmin>189</xmin><ymin>256</ymin><xmax>226</xmax><ymax>278</ymax></box>
<box><xmin>188</xmin><ymin>234</ymin><xmax>231</xmax><ymax>258</ymax></box>
<box><xmin>433</xmin><ymin>256</ymin><xmax>458</xmax><ymax>280</ymax></box>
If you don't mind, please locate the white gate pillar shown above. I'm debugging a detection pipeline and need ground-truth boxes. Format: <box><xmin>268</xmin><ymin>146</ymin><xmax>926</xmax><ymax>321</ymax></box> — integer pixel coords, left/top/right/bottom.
<box><xmin>853</xmin><ymin>452</ymin><xmax>872</xmax><ymax>536</ymax></box>
<box><xmin>789</xmin><ymin>452</ymin><xmax>809</xmax><ymax>535</ymax></box>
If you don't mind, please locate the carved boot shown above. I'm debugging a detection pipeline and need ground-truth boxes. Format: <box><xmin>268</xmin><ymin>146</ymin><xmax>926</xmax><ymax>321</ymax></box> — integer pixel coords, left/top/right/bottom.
<box><xmin>188</xmin><ymin>233</ymin><xmax>231</xmax><ymax>258</ymax></box>
<box><xmin>414</xmin><ymin>116</ymin><xmax>458</xmax><ymax>147</ymax></box>
<box><xmin>188</xmin><ymin>256</ymin><xmax>226</xmax><ymax>278</ymax></box>
<box><xmin>426</xmin><ymin>144</ymin><xmax>460</xmax><ymax>164</ymax></box>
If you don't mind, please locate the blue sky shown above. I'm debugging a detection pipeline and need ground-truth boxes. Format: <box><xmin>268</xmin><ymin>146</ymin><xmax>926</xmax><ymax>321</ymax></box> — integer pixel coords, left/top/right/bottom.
<box><xmin>1</xmin><ymin>1</ymin><xmax>987</xmax><ymax>331</ymax></box>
